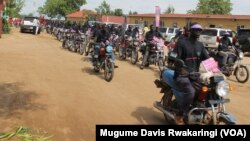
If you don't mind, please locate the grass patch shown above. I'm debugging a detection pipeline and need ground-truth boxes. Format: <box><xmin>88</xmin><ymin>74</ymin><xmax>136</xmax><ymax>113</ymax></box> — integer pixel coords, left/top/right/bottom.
<box><xmin>0</xmin><ymin>126</ymin><xmax>52</xmax><ymax>141</ymax></box>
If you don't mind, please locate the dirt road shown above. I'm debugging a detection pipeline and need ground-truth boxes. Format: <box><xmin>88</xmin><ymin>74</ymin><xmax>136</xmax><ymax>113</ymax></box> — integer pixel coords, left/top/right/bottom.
<box><xmin>0</xmin><ymin>28</ymin><xmax>249</xmax><ymax>141</ymax></box>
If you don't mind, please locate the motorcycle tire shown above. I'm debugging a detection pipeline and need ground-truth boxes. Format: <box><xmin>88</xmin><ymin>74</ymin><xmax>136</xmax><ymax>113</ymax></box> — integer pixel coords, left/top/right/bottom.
<box><xmin>235</xmin><ymin>66</ymin><xmax>249</xmax><ymax>83</ymax></box>
<box><xmin>131</xmin><ymin>49</ymin><xmax>138</xmax><ymax>64</ymax></box>
<box><xmin>79</xmin><ymin>44</ymin><xmax>84</xmax><ymax>55</ymax></box>
<box><xmin>162</xmin><ymin>92</ymin><xmax>175</xmax><ymax>124</ymax></box>
<box><xmin>104</xmin><ymin>61</ymin><xmax>114</xmax><ymax>82</ymax></box>
<box><xmin>158</xmin><ymin>58</ymin><xmax>166</xmax><ymax>72</ymax></box>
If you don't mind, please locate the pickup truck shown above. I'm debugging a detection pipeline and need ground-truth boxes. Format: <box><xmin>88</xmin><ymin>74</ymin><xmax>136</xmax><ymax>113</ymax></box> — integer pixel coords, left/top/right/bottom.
<box><xmin>20</xmin><ymin>16</ymin><xmax>40</xmax><ymax>34</ymax></box>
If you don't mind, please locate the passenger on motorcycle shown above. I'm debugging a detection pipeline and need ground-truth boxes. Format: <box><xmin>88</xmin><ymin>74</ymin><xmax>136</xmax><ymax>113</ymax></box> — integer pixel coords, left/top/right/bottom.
<box><xmin>162</xmin><ymin>23</ymin><xmax>209</xmax><ymax>124</ymax></box>
<box><xmin>218</xmin><ymin>32</ymin><xmax>233</xmax><ymax>66</ymax></box>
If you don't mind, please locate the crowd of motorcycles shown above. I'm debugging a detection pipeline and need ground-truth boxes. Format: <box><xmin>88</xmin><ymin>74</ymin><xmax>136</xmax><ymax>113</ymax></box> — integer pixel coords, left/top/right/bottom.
<box><xmin>44</xmin><ymin>22</ymin><xmax>249</xmax><ymax>125</ymax></box>
<box><xmin>45</xmin><ymin>22</ymin><xmax>166</xmax><ymax>82</ymax></box>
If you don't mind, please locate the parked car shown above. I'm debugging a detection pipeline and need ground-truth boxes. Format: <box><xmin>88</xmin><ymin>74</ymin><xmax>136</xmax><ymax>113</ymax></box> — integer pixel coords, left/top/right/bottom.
<box><xmin>234</xmin><ymin>28</ymin><xmax>250</xmax><ymax>52</ymax></box>
<box><xmin>125</xmin><ymin>23</ymin><xmax>144</xmax><ymax>35</ymax></box>
<box><xmin>20</xmin><ymin>16</ymin><xmax>40</xmax><ymax>34</ymax></box>
<box><xmin>164</xmin><ymin>27</ymin><xmax>180</xmax><ymax>43</ymax></box>
<box><xmin>199</xmin><ymin>28</ymin><xmax>233</xmax><ymax>49</ymax></box>
<box><xmin>158</xmin><ymin>27</ymin><xmax>167</xmax><ymax>38</ymax></box>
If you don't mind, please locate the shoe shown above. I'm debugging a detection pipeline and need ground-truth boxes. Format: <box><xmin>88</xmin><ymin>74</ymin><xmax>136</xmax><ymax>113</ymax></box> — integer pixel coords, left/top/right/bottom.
<box><xmin>140</xmin><ymin>65</ymin><xmax>144</xmax><ymax>70</ymax></box>
<box><xmin>114</xmin><ymin>65</ymin><xmax>118</xmax><ymax>68</ymax></box>
<box><xmin>174</xmin><ymin>115</ymin><xmax>184</xmax><ymax>125</ymax></box>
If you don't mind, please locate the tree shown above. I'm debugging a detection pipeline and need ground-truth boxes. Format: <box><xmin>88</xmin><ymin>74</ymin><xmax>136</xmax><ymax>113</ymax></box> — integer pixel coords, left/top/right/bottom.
<box><xmin>37</xmin><ymin>7</ymin><xmax>46</xmax><ymax>16</ymax></box>
<box><xmin>40</xmin><ymin>0</ymin><xmax>86</xmax><ymax>18</ymax></box>
<box><xmin>128</xmin><ymin>10</ymin><xmax>138</xmax><ymax>15</ymax></box>
<box><xmin>129</xmin><ymin>10</ymin><xmax>133</xmax><ymax>15</ymax></box>
<box><xmin>113</xmin><ymin>9</ymin><xmax>123</xmax><ymax>16</ymax></box>
<box><xmin>132</xmin><ymin>11</ymin><xmax>138</xmax><ymax>15</ymax></box>
<box><xmin>28</xmin><ymin>13</ymin><xmax>34</xmax><ymax>17</ymax></box>
<box><xmin>5</xmin><ymin>0</ymin><xmax>25</xmax><ymax>17</ymax></box>
<box><xmin>164</xmin><ymin>5</ymin><xmax>175</xmax><ymax>14</ymax></box>
<box><xmin>95</xmin><ymin>0</ymin><xmax>112</xmax><ymax>15</ymax></box>
<box><xmin>187</xmin><ymin>0</ymin><xmax>232</xmax><ymax>14</ymax></box>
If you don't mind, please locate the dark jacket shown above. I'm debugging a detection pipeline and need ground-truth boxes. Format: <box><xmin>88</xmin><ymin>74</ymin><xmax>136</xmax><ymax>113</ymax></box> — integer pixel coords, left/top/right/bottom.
<box><xmin>219</xmin><ymin>37</ymin><xmax>232</xmax><ymax>52</ymax></box>
<box><xmin>173</xmin><ymin>38</ymin><xmax>210</xmax><ymax>73</ymax></box>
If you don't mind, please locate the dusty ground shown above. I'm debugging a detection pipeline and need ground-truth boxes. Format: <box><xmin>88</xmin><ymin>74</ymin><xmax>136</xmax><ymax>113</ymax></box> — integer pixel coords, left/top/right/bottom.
<box><xmin>0</xmin><ymin>28</ymin><xmax>249</xmax><ymax>141</ymax></box>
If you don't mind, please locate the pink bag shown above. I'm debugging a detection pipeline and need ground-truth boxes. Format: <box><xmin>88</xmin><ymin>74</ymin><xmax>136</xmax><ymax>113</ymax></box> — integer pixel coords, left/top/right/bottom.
<box><xmin>201</xmin><ymin>58</ymin><xmax>220</xmax><ymax>73</ymax></box>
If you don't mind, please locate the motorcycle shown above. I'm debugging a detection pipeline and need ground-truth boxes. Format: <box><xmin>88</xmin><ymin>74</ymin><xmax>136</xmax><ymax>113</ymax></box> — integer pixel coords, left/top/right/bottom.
<box><xmin>73</xmin><ymin>32</ymin><xmax>87</xmax><ymax>55</ymax></box>
<box><xmin>130</xmin><ymin>37</ymin><xmax>140</xmax><ymax>64</ymax></box>
<box><xmin>153</xmin><ymin>59</ymin><xmax>236</xmax><ymax>125</ymax></box>
<box><xmin>141</xmin><ymin>37</ymin><xmax>165</xmax><ymax>71</ymax></box>
<box><xmin>119</xmin><ymin>35</ymin><xmax>133</xmax><ymax>60</ymax></box>
<box><xmin>93</xmin><ymin>41</ymin><xmax>115</xmax><ymax>82</ymax></box>
<box><xmin>209</xmin><ymin>45</ymin><xmax>249</xmax><ymax>83</ymax></box>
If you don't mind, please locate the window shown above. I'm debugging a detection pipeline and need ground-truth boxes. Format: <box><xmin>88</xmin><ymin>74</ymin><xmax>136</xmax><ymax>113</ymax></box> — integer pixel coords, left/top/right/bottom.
<box><xmin>219</xmin><ymin>30</ymin><xmax>233</xmax><ymax>37</ymax></box>
<box><xmin>160</xmin><ymin>21</ymin><xmax>165</xmax><ymax>27</ymax></box>
<box><xmin>168</xmin><ymin>28</ymin><xmax>174</xmax><ymax>33</ymax></box>
<box><xmin>209</xmin><ymin>24</ymin><xmax>216</xmax><ymax>28</ymax></box>
<box><xmin>201</xmin><ymin>29</ymin><xmax>217</xmax><ymax>36</ymax></box>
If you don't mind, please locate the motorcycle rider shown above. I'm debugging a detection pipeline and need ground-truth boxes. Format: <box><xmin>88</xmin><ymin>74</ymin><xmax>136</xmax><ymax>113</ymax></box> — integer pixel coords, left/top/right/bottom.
<box><xmin>94</xmin><ymin>24</ymin><xmax>118</xmax><ymax>68</ymax></box>
<box><xmin>218</xmin><ymin>32</ymin><xmax>233</xmax><ymax>66</ymax></box>
<box><xmin>85</xmin><ymin>23</ymin><xmax>99</xmax><ymax>56</ymax></box>
<box><xmin>162</xmin><ymin>23</ymin><xmax>210</xmax><ymax>124</ymax></box>
<box><xmin>125</xmin><ymin>25</ymin><xmax>133</xmax><ymax>37</ymax></box>
<box><xmin>132</xmin><ymin>27</ymin><xmax>140</xmax><ymax>38</ymax></box>
<box><xmin>120</xmin><ymin>25</ymin><xmax>134</xmax><ymax>56</ymax></box>
<box><xmin>140</xmin><ymin>25</ymin><xmax>163</xmax><ymax>69</ymax></box>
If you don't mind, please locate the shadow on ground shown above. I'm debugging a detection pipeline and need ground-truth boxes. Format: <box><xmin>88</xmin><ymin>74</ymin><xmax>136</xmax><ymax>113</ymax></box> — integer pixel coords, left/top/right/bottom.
<box><xmin>0</xmin><ymin>82</ymin><xmax>47</xmax><ymax>119</ymax></box>
<box><xmin>131</xmin><ymin>106</ymin><xmax>166</xmax><ymax>125</ymax></box>
<box><xmin>81</xmin><ymin>67</ymin><xmax>104</xmax><ymax>81</ymax></box>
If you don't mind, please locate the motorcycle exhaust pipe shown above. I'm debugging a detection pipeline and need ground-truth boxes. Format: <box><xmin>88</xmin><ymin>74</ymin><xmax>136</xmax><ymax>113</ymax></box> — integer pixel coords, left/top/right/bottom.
<box><xmin>154</xmin><ymin>101</ymin><xmax>175</xmax><ymax>120</ymax></box>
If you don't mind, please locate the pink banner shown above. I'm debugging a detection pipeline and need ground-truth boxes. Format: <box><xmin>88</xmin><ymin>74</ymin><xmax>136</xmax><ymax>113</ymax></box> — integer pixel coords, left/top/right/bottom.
<box><xmin>155</xmin><ymin>6</ymin><xmax>161</xmax><ymax>27</ymax></box>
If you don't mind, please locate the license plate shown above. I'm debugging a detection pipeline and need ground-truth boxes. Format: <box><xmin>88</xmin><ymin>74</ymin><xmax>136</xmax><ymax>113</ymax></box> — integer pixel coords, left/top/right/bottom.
<box><xmin>209</xmin><ymin>99</ymin><xmax>230</xmax><ymax>105</ymax></box>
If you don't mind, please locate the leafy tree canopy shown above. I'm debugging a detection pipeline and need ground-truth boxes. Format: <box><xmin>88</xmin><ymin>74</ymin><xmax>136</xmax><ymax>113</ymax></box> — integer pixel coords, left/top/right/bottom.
<box><xmin>187</xmin><ymin>0</ymin><xmax>232</xmax><ymax>14</ymax></box>
<box><xmin>38</xmin><ymin>0</ymin><xmax>86</xmax><ymax>18</ymax></box>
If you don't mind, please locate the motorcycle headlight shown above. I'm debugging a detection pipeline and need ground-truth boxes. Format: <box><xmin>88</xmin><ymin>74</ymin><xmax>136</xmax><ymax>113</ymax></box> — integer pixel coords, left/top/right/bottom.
<box><xmin>216</xmin><ymin>81</ymin><xmax>230</xmax><ymax>97</ymax></box>
<box><xmin>239</xmin><ymin>52</ymin><xmax>244</xmax><ymax>59</ymax></box>
<box><xmin>106</xmin><ymin>45</ymin><xmax>113</xmax><ymax>53</ymax></box>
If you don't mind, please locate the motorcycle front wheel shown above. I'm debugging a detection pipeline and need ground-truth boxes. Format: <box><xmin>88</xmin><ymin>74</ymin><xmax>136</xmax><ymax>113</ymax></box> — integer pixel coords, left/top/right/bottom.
<box><xmin>104</xmin><ymin>60</ymin><xmax>114</xmax><ymax>82</ymax></box>
<box><xmin>79</xmin><ymin>44</ymin><xmax>85</xmax><ymax>55</ymax></box>
<box><xmin>131</xmin><ymin>49</ymin><xmax>138</xmax><ymax>64</ymax></box>
<box><xmin>162</xmin><ymin>92</ymin><xmax>175</xmax><ymax>124</ymax></box>
<box><xmin>158</xmin><ymin>57</ymin><xmax>165</xmax><ymax>72</ymax></box>
<box><xmin>235</xmin><ymin>66</ymin><xmax>249</xmax><ymax>83</ymax></box>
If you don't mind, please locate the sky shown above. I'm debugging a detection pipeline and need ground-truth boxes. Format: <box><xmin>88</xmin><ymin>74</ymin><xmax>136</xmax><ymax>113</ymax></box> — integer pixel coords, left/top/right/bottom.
<box><xmin>21</xmin><ymin>0</ymin><xmax>250</xmax><ymax>16</ymax></box>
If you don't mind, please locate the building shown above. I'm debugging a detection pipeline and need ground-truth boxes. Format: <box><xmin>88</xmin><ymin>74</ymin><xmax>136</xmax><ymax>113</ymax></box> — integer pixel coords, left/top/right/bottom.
<box><xmin>128</xmin><ymin>13</ymin><xmax>250</xmax><ymax>31</ymax></box>
<box><xmin>97</xmin><ymin>15</ymin><xmax>128</xmax><ymax>25</ymax></box>
<box><xmin>0</xmin><ymin>0</ymin><xmax>6</xmax><ymax>38</ymax></box>
<box><xmin>66</xmin><ymin>10</ymin><xmax>97</xmax><ymax>23</ymax></box>
<box><xmin>66</xmin><ymin>10</ymin><xmax>127</xmax><ymax>25</ymax></box>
